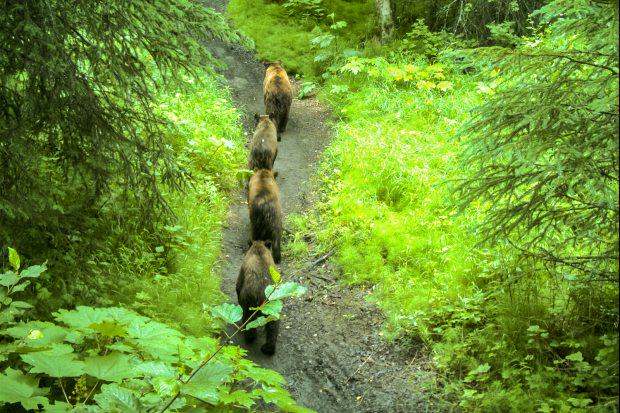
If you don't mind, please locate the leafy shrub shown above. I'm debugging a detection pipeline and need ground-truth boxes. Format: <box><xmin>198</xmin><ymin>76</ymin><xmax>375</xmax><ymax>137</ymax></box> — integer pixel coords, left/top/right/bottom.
<box><xmin>283</xmin><ymin>0</ymin><xmax>326</xmax><ymax>20</ymax></box>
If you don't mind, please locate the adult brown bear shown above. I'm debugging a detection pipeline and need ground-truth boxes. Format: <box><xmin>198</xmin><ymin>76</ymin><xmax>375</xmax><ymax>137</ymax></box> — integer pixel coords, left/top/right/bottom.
<box><xmin>248</xmin><ymin>168</ymin><xmax>282</xmax><ymax>263</ymax></box>
<box><xmin>236</xmin><ymin>240</ymin><xmax>280</xmax><ymax>355</ymax></box>
<box><xmin>263</xmin><ymin>62</ymin><xmax>292</xmax><ymax>141</ymax></box>
<box><xmin>248</xmin><ymin>114</ymin><xmax>278</xmax><ymax>170</ymax></box>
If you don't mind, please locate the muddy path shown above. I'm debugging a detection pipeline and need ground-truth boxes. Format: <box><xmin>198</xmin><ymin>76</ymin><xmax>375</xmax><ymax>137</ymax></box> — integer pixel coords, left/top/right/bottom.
<box><xmin>208</xmin><ymin>5</ymin><xmax>441</xmax><ymax>412</ymax></box>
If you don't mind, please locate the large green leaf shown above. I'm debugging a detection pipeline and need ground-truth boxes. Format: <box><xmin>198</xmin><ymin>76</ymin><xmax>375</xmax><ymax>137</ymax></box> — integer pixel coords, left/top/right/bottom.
<box><xmin>218</xmin><ymin>388</ymin><xmax>255</xmax><ymax>408</ymax></box>
<box><xmin>265</xmin><ymin>282</ymin><xmax>306</xmax><ymax>300</ymax></box>
<box><xmin>181</xmin><ymin>362</ymin><xmax>233</xmax><ymax>403</ymax></box>
<box><xmin>8</xmin><ymin>247</ymin><xmax>20</xmax><ymax>271</ymax></box>
<box><xmin>20</xmin><ymin>264</ymin><xmax>47</xmax><ymax>279</ymax></box>
<box><xmin>42</xmin><ymin>401</ymin><xmax>74</xmax><ymax>412</ymax></box>
<box><xmin>134</xmin><ymin>361</ymin><xmax>177</xmax><ymax>378</ymax></box>
<box><xmin>243</xmin><ymin>364</ymin><xmax>285</xmax><ymax>386</ymax></box>
<box><xmin>94</xmin><ymin>383</ymin><xmax>142</xmax><ymax>413</ymax></box>
<box><xmin>245</xmin><ymin>316</ymin><xmax>276</xmax><ymax>330</ymax></box>
<box><xmin>54</xmin><ymin>307</ymin><xmax>148</xmax><ymax>331</ymax></box>
<box><xmin>89</xmin><ymin>321</ymin><xmax>128</xmax><ymax>338</ymax></box>
<box><xmin>210</xmin><ymin>303</ymin><xmax>243</xmax><ymax>324</ymax></box>
<box><xmin>21</xmin><ymin>344</ymin><xmax>84</xmax><ymax>377</ymax></box>
<box><xmin>151</xmin><ymin>376</ymin><xmax>179</xmax><ymax>397</ymax></box>
<box><xmin>43</xmin><ymin>401</ymin><xmax>73</xmax><ymax>413</ymax></box>
<box><xmin>260</xmin><ymin>300</ymin><xmax>283</xmax><ymax>317</ymax></box>
<box><xmin>128</xmin><ymin>321</ymin><xmax>183</xmax><ymax>362</ymax></box>
<box><xmin>84</xmin><ymin>352</ymin><xmax>136</xmax><ymax>382</ymax></box>
<box><xmin>0</xmin><ymin>368</ymin><xmax>49</xmax><ymax>410</ymax></box>
<box><xmin>54</xmin><ymin>307</ymin><xmax>117</xmax><ymax>329</ymax></box>
<box><xmin>3</xmin><ymin>321</ymin><xmax>68</xmax><ymax>346</ymax></box>
<box><xmin>254</xmin><ymin>386</ymin><xmax>316</xmax><ymax>413</ymax></box>
<box><xmin>0</xmin><ymin>271</ymin><xmax>19</xmax><ymax>287</ymax></box>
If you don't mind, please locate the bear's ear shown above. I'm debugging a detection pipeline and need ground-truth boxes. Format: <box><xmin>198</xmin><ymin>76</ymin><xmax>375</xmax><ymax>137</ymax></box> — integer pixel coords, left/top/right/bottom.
<box><xmin>268</xmin><ymin>112</ymin><xmax>276</xmax><ymax>121</ymax></box>
<box><xmin>273</xmin><ymin>170</ymin><xmax>279</xmax><ymax>179</ymax></box>
<box><xmin>248</xmin><ymin>240</ymin><xmax>253</xmax><ymax>248</ymax></box>
<box><xmin>262</xmin><ymin>61</ymin><xmax>271</xmax><ymax>68</ymax></box>
<box><xmin>264</xmin><ymin>240</ymin><xmax>273</xmax><ymax>250</ymax></box>
<box><xmin>254</xmin><ymin>113</ymin><xmax>260</xmax><ymax>121</ymax></box>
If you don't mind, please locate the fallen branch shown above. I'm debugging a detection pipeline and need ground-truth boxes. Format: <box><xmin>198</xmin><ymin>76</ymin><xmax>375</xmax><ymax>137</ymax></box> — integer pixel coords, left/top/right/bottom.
<box><xmin>311</xmin><ymin>248</ymin><xmax>335</xmax><ymax>267</ymax></box>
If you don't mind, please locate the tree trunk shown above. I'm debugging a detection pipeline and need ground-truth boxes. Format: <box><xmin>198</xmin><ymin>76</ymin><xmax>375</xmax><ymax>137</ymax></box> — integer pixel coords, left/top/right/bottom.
<box><xmin>375</xmin><ymin>0</ymin><xmax>393</xmax><ymax>43</ymax></box>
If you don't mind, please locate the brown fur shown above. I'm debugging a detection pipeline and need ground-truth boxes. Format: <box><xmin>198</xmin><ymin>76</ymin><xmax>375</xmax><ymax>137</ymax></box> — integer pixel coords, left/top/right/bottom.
<box><xmin>236</xmin><ymin>240</ymin><xmax>280</xmax><ymax>355</ymax></box>
<box><xmin>248</xmin><ymin>169</ymin><xmax>282</xmax><ymax>263</ymax></box>
<box><xmin>249</xmin><ymin>114</ymin><xmax>278</xmax><ymax>170</ymax></box>
<box><xmin>263</xmin><ymin>63</ymin><xmax>292</xmax><ymax>141</ymax></box>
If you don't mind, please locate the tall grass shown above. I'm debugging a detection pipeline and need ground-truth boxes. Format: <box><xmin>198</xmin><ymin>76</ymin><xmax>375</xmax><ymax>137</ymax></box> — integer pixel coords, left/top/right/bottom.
<box><xmin>314</xmin><ymin>57</ymin><xmax>488</xmax><ymax>337</ymax></box>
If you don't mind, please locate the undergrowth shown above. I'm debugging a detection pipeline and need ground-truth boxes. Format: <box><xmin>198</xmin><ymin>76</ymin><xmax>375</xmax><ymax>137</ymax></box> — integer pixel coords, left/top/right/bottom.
<box><xmin>113</xmin><ymin>73</ymin><xmax>246</xmax><ymax>335</ymax></box>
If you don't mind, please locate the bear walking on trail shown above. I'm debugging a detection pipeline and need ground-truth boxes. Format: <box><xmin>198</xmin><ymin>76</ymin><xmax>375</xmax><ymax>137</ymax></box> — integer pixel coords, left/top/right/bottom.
<box><xmin>248</xmin><ymin>168</ymin><xmax>282</xmax><ymax>263</ymax></box>
<box><xmin>249</xmin><ymin>114</ymin><xmax>278</xmax><ymax>171</ymax></box>
<box><xmin>237</xmin><ymin>240</ymin><xmax>280</xmax><ymax>355</ymax></box>
<box><xmin>263</xmin><ymin>62</ymin><xmax>292</xmax><ymax>141</ymax></box>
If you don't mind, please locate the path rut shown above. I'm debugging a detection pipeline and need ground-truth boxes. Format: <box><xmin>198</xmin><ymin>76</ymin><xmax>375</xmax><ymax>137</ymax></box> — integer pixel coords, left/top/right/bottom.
<box><xmin>208</xmin><ymin>6</ymin><xmax>441</xmax><ymax>412</ymax></box>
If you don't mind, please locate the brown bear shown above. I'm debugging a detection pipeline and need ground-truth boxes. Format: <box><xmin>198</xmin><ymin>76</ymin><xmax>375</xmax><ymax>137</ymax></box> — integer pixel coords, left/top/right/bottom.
<box><xmin>248</xmin><ymin>168</ymin><xmax>282</xmax><ymax>263</ymax></box>
<box><xmin>236</xmin><ymin>240</ymin><xmax>280</xmax><ymax>355</ymax></box>
<box><xmin>263</xmin><ymin>62</ymin><xmax>292</xmax><ymax>141</ymax></box>
<box><xmin>248</xmin><ymin>114</ymin><xmax>278</xmax><ymax>171</ymax></box>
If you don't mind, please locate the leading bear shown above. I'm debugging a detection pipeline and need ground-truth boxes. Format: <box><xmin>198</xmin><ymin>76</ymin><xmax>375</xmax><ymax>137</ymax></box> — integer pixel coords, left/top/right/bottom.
<box><xmin>236</xmin><ymin>240</ymin><xmax>280</xmax><ymax>355</ymax></box>
<box><xmin>263</xmin><ymin>62</ymin><xmax>292</xmax><ymax>141</ymax></box>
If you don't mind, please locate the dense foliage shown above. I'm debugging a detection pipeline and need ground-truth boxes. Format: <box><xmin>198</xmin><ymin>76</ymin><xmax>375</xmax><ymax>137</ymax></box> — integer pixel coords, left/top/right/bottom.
<box><xmin>230</xmin><ymin>0</ymin><xmax>619</xmax><ymax>410</ymax></box>
<box><xmin>390</xmin><ymin>0</ymin><xmax>544</xmax><ymax>39</ymax></box>
<box><xmin>459</xmin><ymin>0</ymin><xmax>619</xmax><ymax>286</ymax></box>
<box><xmin>0</xmin><ymin>0</ymin><xmax>245</xmax><ymax>304</ymax></box>
<box><xmin>0</xmin><ymin>1</ymin><xmax>248</xmax><ymax>315</ymax></box>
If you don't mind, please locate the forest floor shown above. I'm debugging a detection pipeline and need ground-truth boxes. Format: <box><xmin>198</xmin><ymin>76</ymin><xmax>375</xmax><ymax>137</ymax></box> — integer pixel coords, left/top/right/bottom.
<box><xmin>208</xmin><ymin>9</ymin><xmax>441</xmax><ymax>412</ymax></box>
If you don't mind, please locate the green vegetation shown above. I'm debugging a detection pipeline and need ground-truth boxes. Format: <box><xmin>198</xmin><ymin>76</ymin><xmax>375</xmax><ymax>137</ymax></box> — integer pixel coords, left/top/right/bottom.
<box><xmin>1</xmin><ymin>251</ymin><xmax>309</xmax><ymax>412</ymax></box>
<box><xmin>228</xmin><ymin>0</ymin><xmax>375</xmax><ymax>78</ymax></box>
<box><xmin>231</xmin><ymin>0</ymin><xmax>619</xmax><ymax>410</ymax></box>
<box><xmin>115</xmin><ymin>74</ymin><xmax>246</xmax><ymax>335</ymax></box>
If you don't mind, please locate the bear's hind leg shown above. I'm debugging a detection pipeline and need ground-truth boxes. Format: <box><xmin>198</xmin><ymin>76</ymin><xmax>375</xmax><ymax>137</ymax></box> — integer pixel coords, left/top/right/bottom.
<box><xmin>242</xmin><ymin>308</ymin><xmax>257</xmax><ymax>343</ymax></box>
<box><xmin>261</xmin><ymin>319</ymin><xmax>280</xmax><ymax>355</ymax></box>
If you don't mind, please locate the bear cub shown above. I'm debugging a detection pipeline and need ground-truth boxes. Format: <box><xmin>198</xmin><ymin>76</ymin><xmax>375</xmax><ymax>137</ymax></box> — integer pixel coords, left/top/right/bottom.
<box><xmin>236</xmin><ymin>240</ymin><xmax>280</xmax><ymax>355</ymax></box>
<box><xmin>248</xmin><ymin>168</ymin><xmax>282</xmax><ymax>263</ymax></box>
<box><xmin>248</xmin><ymin>114</ymin><xmax>278</xmax><ymax>171</ymax></box>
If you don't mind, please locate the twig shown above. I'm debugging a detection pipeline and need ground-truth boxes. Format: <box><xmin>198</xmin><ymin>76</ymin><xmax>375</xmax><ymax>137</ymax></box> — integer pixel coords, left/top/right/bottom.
<box><xmin>82</xmin><ymin>380</ymin><xmax>100</xmax><ymax>406</ymax></box>
<box><xmin>283</xmin><ymin>227</ymin><xmax>294</xmax><ymax>235</ymax></box>
<box><xmin>311</xmin><ymin>248</ymin><xmax>335</xmax><ymax>267</ymax></box>
<box><xmin>344</xmin><ymin>353</ymin><xmax>374</xmax><ymax>385</ymax></box>
<box><xmin>59</xmin><ymin>379</ymin><xmax>70</xmax><ymax>404</ymax></box>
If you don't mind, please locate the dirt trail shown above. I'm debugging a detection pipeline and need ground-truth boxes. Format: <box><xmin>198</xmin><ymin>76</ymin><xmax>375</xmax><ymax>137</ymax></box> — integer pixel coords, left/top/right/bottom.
<box><xmin>208</xmin><ymin>8</ymin><xmax>440</xmax><ymax>412</ymax></box>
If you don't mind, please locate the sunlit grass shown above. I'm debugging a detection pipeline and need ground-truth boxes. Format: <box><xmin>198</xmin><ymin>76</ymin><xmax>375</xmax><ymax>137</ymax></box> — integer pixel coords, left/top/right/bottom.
<box><xmin>309</xmin><ymin>59</ymin><xmax>490</xmax><ymax>337</ymax></box>
<box><xmin>227</xmin><ymin>0</ymin><xmax>374</xmax><ymax>79</ymax></box>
